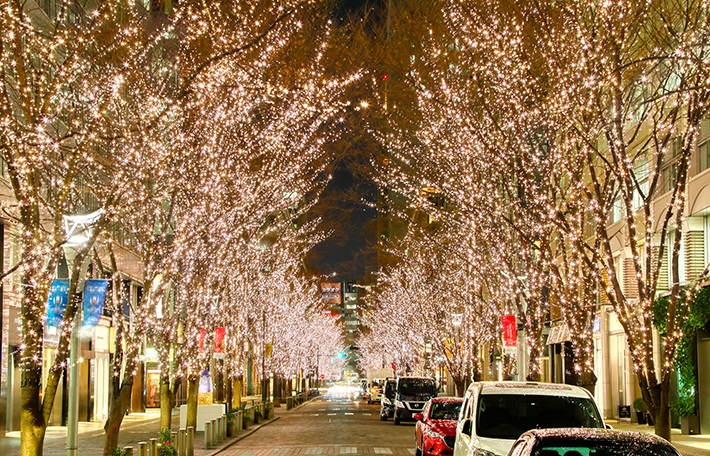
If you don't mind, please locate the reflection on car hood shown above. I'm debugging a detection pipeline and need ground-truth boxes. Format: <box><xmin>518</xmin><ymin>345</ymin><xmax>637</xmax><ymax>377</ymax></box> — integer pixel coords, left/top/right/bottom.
<box><xmin>428</xmin><ymin>420</ymin><xmax>457</xmax><ymax>437</ymax></box>
<box><xmin>478</xmin><ymin>436</ymin><xmax>515</xmax><ymax>456</ymax></box>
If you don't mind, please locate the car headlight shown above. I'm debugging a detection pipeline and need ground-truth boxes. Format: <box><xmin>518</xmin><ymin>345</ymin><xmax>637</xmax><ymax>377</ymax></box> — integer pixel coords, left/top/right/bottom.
<box><xmin>395</xmin><ymin>400</ymin><xmax>404</xmax><ymax>408</ymax></box>
<box><xmin>423</xmin><ymin>428</ymin><xmax>444</xmax><ymax>440</ymax></box>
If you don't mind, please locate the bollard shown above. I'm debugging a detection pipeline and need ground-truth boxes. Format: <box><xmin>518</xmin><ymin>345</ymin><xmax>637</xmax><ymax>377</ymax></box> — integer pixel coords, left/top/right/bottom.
<box><xmin>237</xmin><ymin>410</ymin><xmax>243</xmax><ymax>432</ymax></box>
<box><xmin>215</xmin><ymin>417</ymin><xmax>221</xmax><ymax>443</ymax></box>
<box><xmin>205</xmin><ymin>420</ymin><xmax>212</xmax><ymax>449</ymax></box>
<box><xmin>222</xmin><ymin>415</ymin><xmax>227</xmax><ymax>440</ymax></box>
<box><xmin>187</xmin><ymin>426</ymin><xmax>195</xmax><ymax>456</ymax></box>
<box><xmin>171</xmin><ymin>431</ymin><xmax>179</xmax><ymax>454</ymax></box>
<box><xmin>211</xmin><ymin>418</ymin><xmax>218</xmax><ymax>445</ymax></box>
<box><xmin>124</xmin><ymin>447</ymin><xmax>134</xmax><ymax>456</ymax></box>
<box><xmin>150</xmin><ymin>438</ymin><xmax>158</xmax><ymax>456</ymax></box>
<box><xmin>179</xmin><ymin>428</ymin><xmax>187</xmax><ymax>456</ymax></box>
<box><xmin>138</xmin><ymin>442</ymin><xmax>147</xmax><ymax>456</ymax></box>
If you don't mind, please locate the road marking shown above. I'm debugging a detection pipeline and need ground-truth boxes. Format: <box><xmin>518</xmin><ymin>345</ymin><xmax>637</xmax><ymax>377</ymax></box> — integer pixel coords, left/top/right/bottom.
<box><xmin>340</xmin><ymin>448</ymin><xmax>357</xmax><ymax>454</ymax></box>
<box><xmin>374</xmin><ymin>449</ymin><xmax>393</xmax><ymax>454</ymax></box>
<box><xmin>233</xmin><ymin>451</ymin><xmax>255</xmax><ymax>456</ymax></box>
<box><xmin>270</xmin><ymin>451</ymin><xmax>289</xmax><ymax>456</ymax></box>
<box><xmin>305</xmin><ymin>448</ymin><xmax>324</xmax><ymax>454</ymax></box>
<box><xmin>363</xmin><ymin>413</ymin><xmax>372</xmax><ymax>416</ymax></box>
<box><xmin>408</xmin><ymin>450</ymin><xmax>416</xmax><ymax>454</ymax></box>
<box><xmin>344</xmin><ymin>413</ymin><xmax>354</xmax><ymax>415</ymax></box>
<box><xmin>328</xmin><ymin>413</ymin><xmax>337</xmax><ymax>416</ymax></box>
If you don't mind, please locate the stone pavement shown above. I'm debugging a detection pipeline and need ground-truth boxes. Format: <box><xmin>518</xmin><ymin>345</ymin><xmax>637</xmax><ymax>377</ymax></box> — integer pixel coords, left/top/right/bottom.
<box><xmin>605</xmin><ymin>419</ymin><xmax>710</xmax><ymax>456</ymax></box>
<box><xmin>0</xmin><ymin>396</ymin><xmax>291</xmax><ymax>456</ymax></box>
<box><xmin>1</xmin><ymin>401</ymin><xmax>710</xmax><ymax>455</ymax></box>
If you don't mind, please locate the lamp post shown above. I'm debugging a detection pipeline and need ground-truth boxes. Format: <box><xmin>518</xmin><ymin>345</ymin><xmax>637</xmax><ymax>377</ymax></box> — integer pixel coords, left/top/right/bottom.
<box><xmin>63</xmin><ymin>210</ymin><xmax>102</xmax><ymax>456</ymax></box>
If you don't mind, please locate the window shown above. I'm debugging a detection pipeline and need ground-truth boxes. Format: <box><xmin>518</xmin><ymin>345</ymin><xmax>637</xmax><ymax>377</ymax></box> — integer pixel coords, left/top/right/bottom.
<box><xmin>661</xmin><ymin>162</ymin><xmax>677</xmax><ymax>194</ymax></box>
<box><xmin>661</xmin><ymin>138</ymin><xmax>682</xmax><ymax>194</ymax></box>
<box><xmin>609</xmin><ymin>199</ymin><xmax>623</xmax><ymax>224</ymax></box>
<box><xmin>699</xmin><ymin>140</ymin><xmax>710</xmax><ymax>173</ymax></box>
<box><xmin>633</xmin><ymin>158</ymin><xmax>649</xmax><ymax>210</ymax></box>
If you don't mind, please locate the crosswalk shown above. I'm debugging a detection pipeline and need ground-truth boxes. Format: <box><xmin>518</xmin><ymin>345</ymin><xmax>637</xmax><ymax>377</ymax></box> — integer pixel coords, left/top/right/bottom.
<box><xmin>230</xmin><ymin>448</ymin><xmax>416</xmax><ymax>456</ymax></box>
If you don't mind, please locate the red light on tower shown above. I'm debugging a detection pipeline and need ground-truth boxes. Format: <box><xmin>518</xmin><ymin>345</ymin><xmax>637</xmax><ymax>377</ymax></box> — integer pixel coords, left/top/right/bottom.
<box><xmin>383</xmin><ymin>73</ymin><xmax>388</xmax><ymax>80</ymax></box>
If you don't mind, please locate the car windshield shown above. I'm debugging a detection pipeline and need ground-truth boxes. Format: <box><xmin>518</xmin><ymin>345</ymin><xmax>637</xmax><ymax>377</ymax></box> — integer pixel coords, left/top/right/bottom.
<box><xmin>399</xmin><ymin>379</ymin><xmax>436</xmax><ymax>395</ymax></box>
<box><xmin>535</xmin><ymin>441</ymin><xmax>678</xmax><ymax>456</ymax></box>
<box><xmin>430</xmin><ymin>401</ymin><xmax>461</xmax><ymax>420</ymax></box>
<box><xmin>476</xmin><ymin>394</ymin><xmax>604</xmax><ymax>440</ymax></box>
<box><xmin>385</xmin><ymin>381</ymin><xmax>396</xmax><ymax>397</ymax></box>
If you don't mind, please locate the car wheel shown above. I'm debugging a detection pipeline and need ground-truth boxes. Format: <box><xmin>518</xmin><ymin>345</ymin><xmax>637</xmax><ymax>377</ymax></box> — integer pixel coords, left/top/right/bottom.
<box><xmin>394</xmin><ymin>417</ymin><xmax>400</xmax><ymax>425</ymax></box>
<box><xmin>415</xmin><ymin>442</ymin><xmax>422</xmax><ymax>456</ymax></box>
<box><xmin>380</xmin><ymin>412</ymin><xmax>387</xmax><ymax>421</ymax></box>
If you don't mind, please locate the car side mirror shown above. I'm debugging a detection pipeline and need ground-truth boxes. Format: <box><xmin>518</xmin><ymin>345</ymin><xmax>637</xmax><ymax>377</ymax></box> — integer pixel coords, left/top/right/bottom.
<box><xmin>462</xmin><ymin>419</ymin><xmax>472</xmax><ymax>436</ymax></box>
<box><xmin>413</xmin><ymin>413</ymin><xmax>423</xmax><ymax>421</ymax></box>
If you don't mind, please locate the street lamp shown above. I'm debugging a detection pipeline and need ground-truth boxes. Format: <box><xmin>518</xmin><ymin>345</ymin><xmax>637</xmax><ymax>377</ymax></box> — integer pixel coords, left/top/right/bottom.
<box><xmin>63</xmin><ymin>209</ymin><xmax>102</xmax><ymax>456</ymax></box>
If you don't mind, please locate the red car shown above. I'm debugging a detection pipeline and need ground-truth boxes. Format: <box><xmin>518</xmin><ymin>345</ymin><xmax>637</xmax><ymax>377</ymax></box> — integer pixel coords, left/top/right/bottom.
<box><xmin>414</xmin><ymin>397</ymin><xmax>463</xmax><ymax>456</ymax></box>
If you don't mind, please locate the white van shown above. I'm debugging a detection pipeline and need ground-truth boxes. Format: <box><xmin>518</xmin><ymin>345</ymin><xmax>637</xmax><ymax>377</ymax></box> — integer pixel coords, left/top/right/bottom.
<box><xmin>453</xmin><ymin>382</ymin><xmax>606</xmax><ymax>456</ymax></box>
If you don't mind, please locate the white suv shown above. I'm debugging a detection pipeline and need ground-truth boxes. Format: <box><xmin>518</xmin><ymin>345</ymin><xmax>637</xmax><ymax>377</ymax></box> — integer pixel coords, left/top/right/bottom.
<box><xmin>453</xmin><ymin>382</ymin><xmax>606</xmax><ymax>456</ymax></box>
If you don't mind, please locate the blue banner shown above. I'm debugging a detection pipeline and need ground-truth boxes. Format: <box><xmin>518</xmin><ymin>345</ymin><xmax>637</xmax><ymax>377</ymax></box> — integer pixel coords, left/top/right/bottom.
<box><xmin>47</xmin><ymin>280</ymin><xmax>70</xmax><ymax>327</ymax></box>
<box><xmin>82</xmin><ymin>279</ymin><xmax>109</xmax><ymax>328</ymax></box>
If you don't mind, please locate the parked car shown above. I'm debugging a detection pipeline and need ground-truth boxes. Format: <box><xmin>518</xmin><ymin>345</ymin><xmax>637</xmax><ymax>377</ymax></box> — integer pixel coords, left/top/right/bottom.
<box><xmin>368</xmin><ymin>378</ymin><xmax>385</xmax><ymax>404</ymax></box>
<box><xmin>453</xmin><ymin>382</ymin><xmax>606</xmax><ymax>456</ymax></box>
<box><xmin>380</xmin><ymin>378</ymin><xmax>397</xmax><ymax>421</ymax></box>
<box><xmin>414</xmin><ymin>397</ymin><xmax>464</xmax><ymax>456</ymax></box>
<box><xmin>506</xmin><ymin>428</ymin><xmax>681</xmax><ymax>456</ymax></box>
<box><xmin>394</xmin><ymin>376</ymin><xmax>438</xmax><ymax>425</ymax></box>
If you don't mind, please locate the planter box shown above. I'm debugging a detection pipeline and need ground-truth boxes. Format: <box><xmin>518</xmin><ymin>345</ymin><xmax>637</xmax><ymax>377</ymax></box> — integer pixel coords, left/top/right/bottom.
<box><xmin>682</xmin><ymin>415</ymin><xmax>699</xmax><ymax>435</ymax></box>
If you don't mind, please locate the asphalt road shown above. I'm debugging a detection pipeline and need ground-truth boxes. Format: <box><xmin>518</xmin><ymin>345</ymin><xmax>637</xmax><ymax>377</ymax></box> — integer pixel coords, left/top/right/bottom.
<box><xmin>220</xmin><ymin>393</ymin><xmax>416</xmax><ymax>456</ymax></box>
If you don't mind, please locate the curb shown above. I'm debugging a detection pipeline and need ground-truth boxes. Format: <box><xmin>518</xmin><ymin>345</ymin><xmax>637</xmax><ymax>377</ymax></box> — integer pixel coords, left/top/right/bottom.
<box><xmin>205</xmin><ymin>416</ymin><xmax>282</xmax><ymax>456</ymax></box>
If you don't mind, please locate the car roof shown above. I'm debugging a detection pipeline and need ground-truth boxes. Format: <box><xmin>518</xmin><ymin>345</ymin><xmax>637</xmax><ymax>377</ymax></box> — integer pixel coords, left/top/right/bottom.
<box><xmin>522</xmin><ymin>428</ymin><xmax>676</xmax><ymax>448</ymax></box>
<box><xmin>470</xmin><ymin>381</ymin><xmax>593</xmax><ymax>399</ymax></box>
<box><xmin>429</xmin><ymin>397</ymin><xmax>463</xmax><ymax>403</ymax></box>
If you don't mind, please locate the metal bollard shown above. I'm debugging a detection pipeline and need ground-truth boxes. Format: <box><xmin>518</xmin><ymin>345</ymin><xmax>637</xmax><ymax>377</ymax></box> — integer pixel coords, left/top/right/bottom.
<box><xmin>215</xmin><ymin>417</ymin><xmax>221</xmax><ymax>443</ymax></box>
<box><xmin>187</xmin><ymin>426</ymin><xmax>195</xmax><ymax>456</ymax></box>
<box><xmin>237</xmin><ymin>410</ymin><xmax>243</xmax><ymax>432</ymax></box>
<box><xmin>124</xmin><ymin>447</ymin><xmax>134</xmax><ymax>456</ymax></box>
<box><xmin>150</xmin><ymin>438</ymin><xmax>158</xmax><ymax>456</ymax></box>
<box><xmin>179</xmin><ymin>428</ymin><xmax>187</xmax><ymax>456</ymax></box>
<box><xmin>138</xmin><ymin>442</ymin><xmax>147</xmax><ymax>456</ymax></box>
<box><xmin>205</xmin><ymin>421</ymin><xmax>212</xmax><ymax>449</ymax></box>
<box><xmin>222</xmin><ymin>415</ymin><xmax>227</xmax><ymax>440</ymax></box>
<box><xmin>211</xmin><ymin>419</ymin><xmax>218</xmax><ymax>445</ymax></box>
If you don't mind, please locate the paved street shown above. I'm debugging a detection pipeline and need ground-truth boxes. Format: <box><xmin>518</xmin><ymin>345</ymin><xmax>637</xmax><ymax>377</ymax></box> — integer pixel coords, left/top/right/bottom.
<box><xmin>220</xmin><ymin>394</ymin><xmax>415</xmax><ymax>456</ymax></box>
<box><xmin>3</xmin><ymin>393</ymin><xmax>710</xmax><ymax>455</ymax></box>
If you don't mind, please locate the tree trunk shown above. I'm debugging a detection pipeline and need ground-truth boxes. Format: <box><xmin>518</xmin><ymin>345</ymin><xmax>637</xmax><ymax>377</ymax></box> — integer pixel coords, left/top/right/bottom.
<box><xmin>653</xmin><ymin>378</ymin><xmax>672</xmax><ymax>441</ymax></box>
<box><xmin>187</xmin><ymin>375</ymin><xmax>199</xmax><ymax>429</ymax></box>
<box><xmin>234</xmin><ymin>377</ymin><xmax>243</xmax><ymax>409</ymax></box>
<box><xmin>453</xmin><ymin>376</ymin><xmax>466</xmax><ymax>397</ymax></box>
<box><xmin>160</xmin><ymin>380</ymin><xmax>175</xmax><ymax>430</ymax></box>
<box><xmin>103</xmin><ymin>383</ymin><xmax>133</xmax><ymax>456</ymax></box>
<box><xmin>526</xmin><ymin>341</ymin><xmax>543</xmax><ymax>382</ymax></box>
<box><xmin>20</xmin><ymin>384</ymin><xmax>45</xmax><ymax>456</ymax></box>
<box><xmin>226</xmin><ymin>375</ymin><xmax>233</xmax><ymax>410</ymax></box>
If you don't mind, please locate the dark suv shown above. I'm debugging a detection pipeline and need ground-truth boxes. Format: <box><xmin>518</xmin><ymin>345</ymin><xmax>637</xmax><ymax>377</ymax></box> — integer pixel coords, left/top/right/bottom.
<box><xmin>380</xmin><ymin>378</ymin><xmax>397</xmax><ymax>420</ymax></box>
<box><xmin>393</xmin><ymin>376</ymin><xmax>437</xmax><ymax>425</ymax></box>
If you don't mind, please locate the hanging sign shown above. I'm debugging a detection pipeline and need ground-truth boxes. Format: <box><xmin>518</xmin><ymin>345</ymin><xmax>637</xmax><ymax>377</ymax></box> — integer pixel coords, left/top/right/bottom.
<box><xmin>47</xmin><ymin>280</ymin><xmax>70</xmax><ymax>327</ymax></box>
<box><xmin>82</xmin><ymin>279</ymin><xmax>109</xmax><ymax>329</ymax></box>
<box><xmin>502</xmin><ymin>315</ymin><xmax>517</xmax><ymax>353</ymax></box>
<box><xmin>214</xmin><ymin>327</ymin><xmax>226</xmax><ymax>353</ymax></box>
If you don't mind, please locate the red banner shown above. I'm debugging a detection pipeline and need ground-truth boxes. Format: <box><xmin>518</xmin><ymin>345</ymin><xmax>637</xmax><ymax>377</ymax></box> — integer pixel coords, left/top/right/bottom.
<box><xmin>502</xmin><ymin>316</ymin><xmax>517</xmax><ymax>348</ymax></box>
<box><xmin>199</xmin><ymin>328</ymin><xmax>226</xmax><ymax>353</ymax></box>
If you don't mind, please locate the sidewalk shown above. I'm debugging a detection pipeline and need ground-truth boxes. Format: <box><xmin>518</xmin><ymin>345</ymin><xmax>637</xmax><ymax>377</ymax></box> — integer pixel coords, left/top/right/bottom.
<box><xmin>606</xmin><ymin>419</ymin><xmax>710</xmax><ymax>456</ymax></box>
<box><xmin>0</xmin><ymin>397</ymin><xmax>302</xmax><ymax>456</ymax></box>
